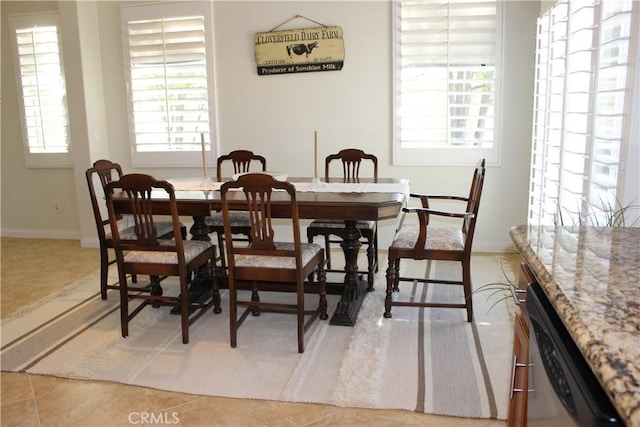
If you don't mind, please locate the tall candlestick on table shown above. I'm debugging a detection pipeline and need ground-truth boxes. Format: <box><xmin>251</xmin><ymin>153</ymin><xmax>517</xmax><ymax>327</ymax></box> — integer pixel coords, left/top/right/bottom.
<box><xmin>314</xmin><ymin>130</ymin><xmax>318</xmax><ymax>177</ymax></box>
<box><xmin>201</xmin><ymin>132</ymin><xmax>208</xmax><ymax>179</ymax></box>
<box><xmin>199</xmin><ymin>133</ymin><xmax>215</xmax><ymax>189</ymax></box>
<box><xmin>311</xmin><ymin>130</ymin><xmax>323</xmax><ymax>188</ymax></box>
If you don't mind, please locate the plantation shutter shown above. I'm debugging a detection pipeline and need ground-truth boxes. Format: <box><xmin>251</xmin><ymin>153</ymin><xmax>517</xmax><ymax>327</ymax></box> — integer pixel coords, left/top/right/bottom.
<box><xmin>122</xmin><ymin>2</ymin><xmax>216</xmax><ymax>167</ymax></box>
<box><xmin>126</xmin><ymin>16</ymin><xmax>209</xmax><ymax>152</ymax></box>
<box><xmin>400</xmin><ymin>0</ymin><xmax>496</xmax><ymax>67</ymax></box>
<box><xmin>10</xmin><ymin>12</ymin><xmax>71</xmax><ymax>167</ymax></box>
<box><xmin>394</xmin><ymin>0</ymin><xmax>501</xmax><ymax>165</ymax></box>
<box><xmin>528</xmin><ymin>0</ymin><xmax>637</xmax><ymax>226</ymax></box>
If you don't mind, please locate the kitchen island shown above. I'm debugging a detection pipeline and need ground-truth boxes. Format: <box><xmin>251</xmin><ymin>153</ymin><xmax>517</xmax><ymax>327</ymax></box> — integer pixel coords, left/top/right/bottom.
<box><xmin>510</xmin><ymin>225</ymin><xmax>640</xmax><ymax>427</ymax></box>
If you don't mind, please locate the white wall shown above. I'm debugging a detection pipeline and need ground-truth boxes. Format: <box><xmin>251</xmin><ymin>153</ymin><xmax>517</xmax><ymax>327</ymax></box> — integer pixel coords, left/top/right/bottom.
<box><xmin>1</xmin><ymin>1</ymin><xmax>541</xmax><ymax>252</ymax></box>
<box><xmin>1</xmin><ymin>1</ymin><xmax>81</xmax><ymax>239</ymax></box>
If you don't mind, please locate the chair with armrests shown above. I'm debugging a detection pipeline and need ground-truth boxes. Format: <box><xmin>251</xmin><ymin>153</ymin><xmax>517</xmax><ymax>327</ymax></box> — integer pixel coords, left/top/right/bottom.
<box><xmin>104</xmin><ymin>173</ymin><xmax>219</xmax><ymax>344</ymax></box>
<box><xmin>384</xmin><ymin>158</ymin><xmax>486</xmax><ymax>322</ymax></box>
<box><xmin>306</xmin><ymin>148</ymin><xmax>379</xmax><ymax>290</ymax></box>
<box><xmin>85</xmin><ymin>160</ymin><xmax>185</xmax><ymax>300</ymax></box>
<box><xmin>205</xmin><ymin>150</ymin><xmax>267</xmax><ymax>271</ymax></box>
<box><xmin>221</xmin><ymin>173</ymin><xmax>328</xmax><ymax>353</ymax></box>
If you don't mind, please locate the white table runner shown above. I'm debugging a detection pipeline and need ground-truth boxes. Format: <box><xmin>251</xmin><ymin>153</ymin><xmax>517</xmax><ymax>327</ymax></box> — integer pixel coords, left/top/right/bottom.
<box><xmin>291</xmin><ymin>182</ymin><xmax>410</xmax><ymax>199</ymax></box>
<box><xmin>167</xmin><ymin>177</ymin><xmax>409</xmax><ymax>199</ymax></box>
<box><xmin>167</xmin><ymin>178</ymin><xmax>222</xmax><ymax>191</ymax></box>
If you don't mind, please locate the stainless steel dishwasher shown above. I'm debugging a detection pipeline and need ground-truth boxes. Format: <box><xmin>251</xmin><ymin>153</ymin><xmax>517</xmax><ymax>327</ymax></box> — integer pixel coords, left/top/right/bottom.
<box><xmin>526</xmin><ymin>283</ymin><xmax>623</xmax><ymax>426</ymax></box>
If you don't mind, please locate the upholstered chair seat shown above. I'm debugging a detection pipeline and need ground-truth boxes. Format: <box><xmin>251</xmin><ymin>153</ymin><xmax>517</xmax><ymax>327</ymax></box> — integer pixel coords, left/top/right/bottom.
<box><xmin>205</xmin><ymin>211</ymin><xmax>249</xmax><ymax>228</ymax></box>
<box><xmin>108</xmin><ymin>222</ymin><xmax>175</xmax><ymax>241</ymax></box>
<box><xmin>233</xmin><ymin>242</ymin><xmax>323</xmax><ymax>269</ymax></box>
<box><xmin>123</xmin><ymin>240</ymin><xmax>214</xmax><ymax>264</ymax></box>
<box><xmin>390</xmin><ymin>226</ymin><xmax>464</xmax><ymax>252</ymax></box>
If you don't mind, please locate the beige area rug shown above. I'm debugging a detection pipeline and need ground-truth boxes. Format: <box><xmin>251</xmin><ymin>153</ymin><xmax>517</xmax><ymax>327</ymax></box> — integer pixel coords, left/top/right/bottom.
<box><xmin>1</xmin><ymin>255</ymin><xmax>516</xmax><ymax>420</ymax></box>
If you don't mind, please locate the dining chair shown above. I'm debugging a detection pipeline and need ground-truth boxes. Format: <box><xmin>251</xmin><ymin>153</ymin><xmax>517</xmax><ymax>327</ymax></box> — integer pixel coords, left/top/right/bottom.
<box><xmin>221</xmin><ymin>173</ymin><xmax>328</xmax><ymax>353</ymax></box>
<box><xmin>85</xmin><ymin>160</ymin><xmax>184</xmax><ymax>300</ymax></box>
<box><xmin>205</xmin><ymin>150</ymin><xmax>267</xmax><ymax>271</ymax></box>
<box><xmin>384</xmin><ymin>158</ymin><xmax>486</xmax><ymax>322</ymax></box>
<box><xmin>306</xmin><ymin>148</ymin><xmax>379</xmax><ymax>291</ymax></box>
<box><xmin>104</xmin><ymin>173</ymin><xmax>219</xmax><ymax>344</ymax></box>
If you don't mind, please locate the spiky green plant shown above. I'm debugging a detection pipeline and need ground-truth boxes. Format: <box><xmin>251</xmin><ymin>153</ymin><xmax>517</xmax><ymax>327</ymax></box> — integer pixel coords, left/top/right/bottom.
<box><xmin>472</xmin><ymin>257</ymin><xmax>520</xmax><ymax>313</ymax></box>
<box><xmin>555</xmin><ymin>198</ymin><xmax>640</xmax><ymax>228</ymax></box>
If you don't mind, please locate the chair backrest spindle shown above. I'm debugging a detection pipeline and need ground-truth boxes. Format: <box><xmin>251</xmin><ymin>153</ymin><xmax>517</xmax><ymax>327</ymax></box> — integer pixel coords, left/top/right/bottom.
<box><xmin>245</xmin><ymin>187</ymin><xmax>276</xmax><ymax>250</ymax></box>
<box><xmin>125</xmin><ymin>186</ymin><xmax>158</xmax><ymax>246</ymax></box>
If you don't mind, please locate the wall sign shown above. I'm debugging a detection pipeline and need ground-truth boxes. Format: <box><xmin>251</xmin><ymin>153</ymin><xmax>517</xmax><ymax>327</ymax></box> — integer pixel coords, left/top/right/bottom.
<box><xmin>254</xmin><ymin>25</ymin><xmax>344</xmax><ymax>76</ymax></box>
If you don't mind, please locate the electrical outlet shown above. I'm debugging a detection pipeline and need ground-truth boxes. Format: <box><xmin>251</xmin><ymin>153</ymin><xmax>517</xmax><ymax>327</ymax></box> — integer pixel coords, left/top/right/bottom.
<box><xmin>53</xmin><ymin>200</ymin><xmax>62</xmax><ymax>213</ymax></box>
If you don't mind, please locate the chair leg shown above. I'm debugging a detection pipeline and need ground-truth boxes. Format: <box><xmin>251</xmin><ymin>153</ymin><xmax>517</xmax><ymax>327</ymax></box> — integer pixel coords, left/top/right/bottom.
<box><xmin>150</xmin><ymin>276</ymin><xmax>163</xmax><ymax>308</ymax></box>
<box><xmin>393</xmin><ymin>259</ymin><xmax>401</xmax><ymax>292</ymax></box>
<box><xmin>179</xmin><ymin>274</ymin><xmax>190</xmax><ymax>344</ymax></box>
<box><xmin>462</xmin><ymin>261</ymin><xmax>473</xmax><ymax>322</ymax></box>
<box><xmin>324</xmin><ymin>236</ymin><xmax>332</xmax><ymax>270</ymax></box>
<box><xmin>297</xmin><ymin>281</ymin><xmax>305</xmax><ymax>353</ymax></box>
<box><xmin>366</xmin><ymin>237</ymin><xmax>375</xmax><ymax>292</ymax></box>
<box><xmin>384</xmin><ymin>258</ymin><xmax>397</xmax><ymax>318</ymax></box>
<box><xmin>119</xmin><ymin>272</ymin><xmax>129</xmax><ymax>338</ymax></box>
<box><xmin>217</xmin><ymin>233</ymin><xmax>226</xmax><ymax>271</ymax></box>
<box><xmin>373</xmin><ymin>229</ymin><xmax>379</xmax><ymax>273</ymax></box>
<box><xmin>251</xmin><ymin>285</ymin><xmax>260</xmax><ymax>316</ymax></box>
<box><xmin>100</xmin><ymin>245</ymin><xmax>109</xmax><ymax>300</ymax></box>
<box><xmin>229</xmin><ymin>282</ymin><xmax>237</xmax><ymax>349</ymax></box>
<box><xmin>318</xmin><ymin>266</ymin><xmax>328</xmax><ymax>320</ymax></box>
<box><xmin>212</xmin><ymin>263</ymin><xmax>222</xmax><ymax>315</ymax></box>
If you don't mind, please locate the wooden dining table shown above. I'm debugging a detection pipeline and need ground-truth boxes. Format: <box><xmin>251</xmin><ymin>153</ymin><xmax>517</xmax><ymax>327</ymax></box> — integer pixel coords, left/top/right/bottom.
<box><xmin>111</xmin><ymin>177</ymin><xmax>408</xmax><ymax>326</ymax></box>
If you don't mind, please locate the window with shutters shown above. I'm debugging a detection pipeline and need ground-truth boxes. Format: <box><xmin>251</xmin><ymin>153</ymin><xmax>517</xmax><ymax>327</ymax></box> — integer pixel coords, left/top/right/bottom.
<box><xmin>393</xmin><ymin>0</ymin><xmax>503</xmax><ymax>165</ymax></box>
<box><xmin>9</xmin><ymin>12</ymin><xmax>71</xmax><ymax>168</ymax></box>
<box><xmin>528</xmin><ymin>0</ymin><xmax>638</xmax><ymax>226</ymax></box>
<box><xmin>121</xmin><ymin>2</ymin><xmax>217</xmax><ymax>167</ymax></box>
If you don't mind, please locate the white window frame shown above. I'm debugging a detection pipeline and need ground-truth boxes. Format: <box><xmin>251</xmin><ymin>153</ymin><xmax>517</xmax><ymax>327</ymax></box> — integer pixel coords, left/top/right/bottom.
<box><xmin>392</xmin><ymin>0</ymin><xmax>503</xmax><ymax>166</ymax></box>
<box><xmin>121</xmin><ymin>1</ymin><xmax>217</xmax><ymax>168</ymax></box>
<box><xmin>9</xmin><ymin>12</ymin><xmax>72</xmax><ymax>168</ymax></box>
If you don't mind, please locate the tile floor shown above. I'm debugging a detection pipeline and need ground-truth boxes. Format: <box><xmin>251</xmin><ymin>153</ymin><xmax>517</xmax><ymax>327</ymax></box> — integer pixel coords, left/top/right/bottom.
<box><xmin>1</xmin><ymin>237</ymin><xmax>511</xmax><ymax>426</ymax></box>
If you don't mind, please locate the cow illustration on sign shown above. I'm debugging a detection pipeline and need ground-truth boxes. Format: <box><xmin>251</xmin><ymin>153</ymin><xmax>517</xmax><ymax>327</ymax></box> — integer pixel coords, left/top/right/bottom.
<box><xmin>286</xmin><ymin>41</ymin><xmax>318</xmax><ymax>58</ymax></box>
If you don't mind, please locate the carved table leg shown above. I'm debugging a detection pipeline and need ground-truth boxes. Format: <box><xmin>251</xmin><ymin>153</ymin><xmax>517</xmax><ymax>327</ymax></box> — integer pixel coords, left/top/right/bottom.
<box><xmin>189</xmin><ymin>215</ymin><xmax>211</xmax><ymax>242</ymax></box>
<box><xmin>330</xmin><ymin>220</ymin><xmax>368</xmax><ymax>326</ymax></box>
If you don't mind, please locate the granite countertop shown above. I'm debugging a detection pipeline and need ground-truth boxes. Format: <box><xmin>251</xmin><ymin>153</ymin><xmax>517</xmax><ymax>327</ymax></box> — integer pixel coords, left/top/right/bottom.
<box><xmin>510</xmin><ymin>225</ymin><xmax>640</xmax><ymax>427</ymax></box>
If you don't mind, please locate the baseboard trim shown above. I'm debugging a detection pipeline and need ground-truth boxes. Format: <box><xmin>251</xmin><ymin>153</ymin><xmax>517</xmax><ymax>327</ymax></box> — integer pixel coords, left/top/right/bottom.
<box><xmin>80</xmin><ymin>237</ymin><xmax>100</xmax><ymax>249</ymax></box>
<box><xmin>0</xmin><ymin>228</ymin><xmax>81</xmax><ymax>240</ymax></box>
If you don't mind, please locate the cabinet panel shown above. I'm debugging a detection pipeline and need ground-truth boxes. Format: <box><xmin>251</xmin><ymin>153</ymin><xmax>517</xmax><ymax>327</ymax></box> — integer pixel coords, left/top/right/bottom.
<box><xmin>508</xmin><ymin>312</ymin><xmax>530</xmax><ymax>427</ymax></box>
